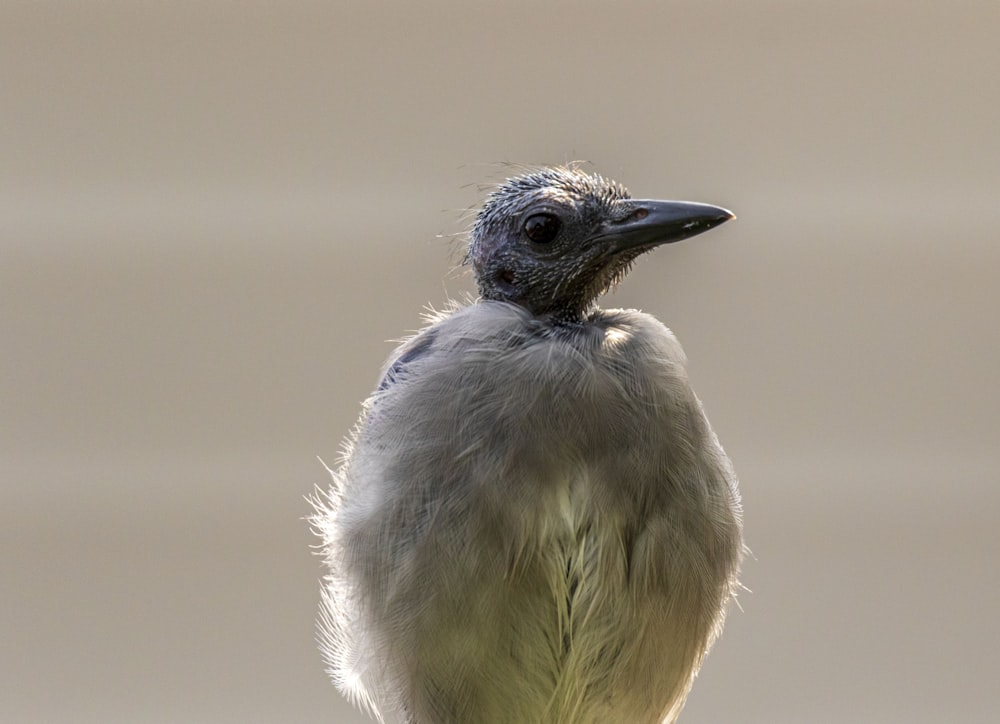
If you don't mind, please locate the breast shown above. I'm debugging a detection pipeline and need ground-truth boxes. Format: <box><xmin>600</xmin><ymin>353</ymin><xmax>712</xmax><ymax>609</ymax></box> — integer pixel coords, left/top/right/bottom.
<box><xmin>337</xmin><ymin>302</ymin><xmax>742</xmax><ymax>722</ymax></box>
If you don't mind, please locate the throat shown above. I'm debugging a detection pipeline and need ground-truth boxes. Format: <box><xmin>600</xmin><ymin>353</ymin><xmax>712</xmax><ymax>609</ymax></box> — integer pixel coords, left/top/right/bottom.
<box><xmin>549</xmin><ymin>307</ymin><xmax>587</xmax><ymax>325</ymax></box>
<box><xmin>533</xmin><ymin>296</ymin><xmax>599</xmax><ymax>325</ymax></box>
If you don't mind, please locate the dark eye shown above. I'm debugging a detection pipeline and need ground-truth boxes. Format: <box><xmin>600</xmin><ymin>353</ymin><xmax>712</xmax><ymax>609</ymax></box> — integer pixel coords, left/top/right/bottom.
<box><xmin>523</xmin><ymin>213</ymin><xmax>561</xmax><ymax>244</ymax></box>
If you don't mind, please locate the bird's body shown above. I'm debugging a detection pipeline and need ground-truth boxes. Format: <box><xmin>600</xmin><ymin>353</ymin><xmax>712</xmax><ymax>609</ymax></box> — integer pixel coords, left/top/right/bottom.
<box><xmin>314</xmin><ymin>168</ymin><xmax>742</xmax><ymax>723</ymax></box>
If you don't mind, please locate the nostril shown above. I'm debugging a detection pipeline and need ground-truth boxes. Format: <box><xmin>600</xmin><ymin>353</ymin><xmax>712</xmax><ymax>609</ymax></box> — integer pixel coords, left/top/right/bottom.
<box><xmin>630</xmin><ymin>208</ymin><xmax>649</xmax><ymax>221</ymax></box>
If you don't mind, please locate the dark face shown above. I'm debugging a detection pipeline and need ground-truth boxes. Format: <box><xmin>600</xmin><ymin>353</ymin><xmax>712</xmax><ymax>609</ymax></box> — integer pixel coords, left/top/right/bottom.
<box><xmin>468</xmin><ymin>168</ymin><xmax>733</xmax><ymax>322</ymax></box>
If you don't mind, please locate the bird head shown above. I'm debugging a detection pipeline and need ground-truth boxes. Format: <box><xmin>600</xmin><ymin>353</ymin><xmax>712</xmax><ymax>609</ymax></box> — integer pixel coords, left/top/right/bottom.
<box><xmin>467</xmin><ymin>167</ymin><xmax>733</xmax><ymax>322</ymax></box>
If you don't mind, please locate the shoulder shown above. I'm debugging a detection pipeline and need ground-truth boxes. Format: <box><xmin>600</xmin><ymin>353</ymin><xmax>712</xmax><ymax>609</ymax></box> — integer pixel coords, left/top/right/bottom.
<box><xmin>374</xmin><ymin>301</ymin><xmax>534</xmax><ymax>392</ymax></box>
<box><xmin>431</xmin><ymin>299</ymin><xmax>536</xmax><ymax>341</ymax></box>
<box><xmin>591</xmin><ymin>308</ymin><xmax>688</xmax><ymax>368</ymax></box>
<box><xmin>373</xmin><ymin>303</ymin><xmax>689</xmax><ymax>395</ymax></box>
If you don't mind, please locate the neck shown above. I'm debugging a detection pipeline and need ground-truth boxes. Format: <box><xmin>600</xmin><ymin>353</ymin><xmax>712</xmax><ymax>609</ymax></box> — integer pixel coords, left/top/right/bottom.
<box><xmin>477</xmin><ymin>282</ymin><xmax>597</xmax><ymax>325</ymax></box>
<box><xmin>529</xmin><ymin>297</ymin><xmax>597</xmax><ymax>326</ymax></box>
<box><xmin>547</xmin><ymin>305</ymin><xmax>590</xmax><ymax>325</ymax></box>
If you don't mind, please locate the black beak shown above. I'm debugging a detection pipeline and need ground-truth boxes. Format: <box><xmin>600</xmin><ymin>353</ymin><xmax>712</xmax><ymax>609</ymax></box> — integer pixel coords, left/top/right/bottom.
<box><xmin>597</xmin><ymin>199</ymin><xmax>735</xmax><ymax>254</ymax></box>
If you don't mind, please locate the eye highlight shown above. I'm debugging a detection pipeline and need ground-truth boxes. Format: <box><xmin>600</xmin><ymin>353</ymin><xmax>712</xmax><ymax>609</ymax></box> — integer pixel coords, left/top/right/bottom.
<box><xmin>523</xmin><ymin>213</ymin><xmax>561</xmax><ymax>244</ymax></box>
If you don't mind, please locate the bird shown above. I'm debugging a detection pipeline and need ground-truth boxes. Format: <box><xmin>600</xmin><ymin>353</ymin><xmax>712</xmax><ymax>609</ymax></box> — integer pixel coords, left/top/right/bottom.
<box><xmin>312</xmin><ymin>166</ymin><xmax>743</xmax><ymax>724</ymax></box>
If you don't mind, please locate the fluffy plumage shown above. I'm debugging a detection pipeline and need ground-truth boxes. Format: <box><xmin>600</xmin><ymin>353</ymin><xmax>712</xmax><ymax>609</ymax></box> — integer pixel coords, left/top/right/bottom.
<box><xmin>312</xmin><ymin>167</ymin><xmax>743</xmax><ymax>723</ymax></box>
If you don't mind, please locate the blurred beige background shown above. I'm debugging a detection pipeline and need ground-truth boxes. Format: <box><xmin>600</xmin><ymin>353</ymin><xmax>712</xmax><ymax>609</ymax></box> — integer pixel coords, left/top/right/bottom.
<box><xmin>3</xmin><ymin>2</ymin><xmax>998</xmax><ymax>722</ymax></box>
